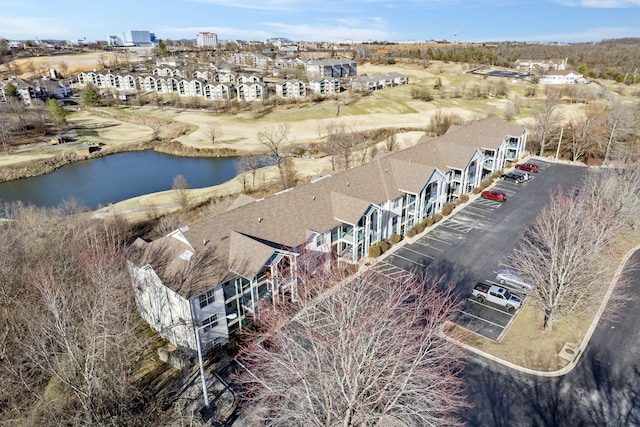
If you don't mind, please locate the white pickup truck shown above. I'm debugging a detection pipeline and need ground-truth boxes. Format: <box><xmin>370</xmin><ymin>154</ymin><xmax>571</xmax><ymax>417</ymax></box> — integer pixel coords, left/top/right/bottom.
<box><xmin>472</xmin><ymin>283</ymin><xmax>522</xmax><ymax>313</ymax></box>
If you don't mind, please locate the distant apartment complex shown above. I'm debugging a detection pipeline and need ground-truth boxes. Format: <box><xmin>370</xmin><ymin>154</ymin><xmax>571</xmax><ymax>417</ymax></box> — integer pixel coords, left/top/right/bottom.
<box><xmin>0</xmin><ymin>76</ymin><xmax>71</xmax><ymax>105</ymax></box>
<box><xmin>196</xmin><ymin>32</ymin><xmax>218</xmax><ymax>48</ymax></box>
<box><xmin>76</xmin><ymin>55</ymin><xmax>400</xmax><ymax>102</ymax></box>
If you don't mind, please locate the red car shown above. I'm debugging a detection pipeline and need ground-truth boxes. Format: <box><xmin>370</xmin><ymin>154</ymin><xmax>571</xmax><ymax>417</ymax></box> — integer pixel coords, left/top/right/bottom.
<box><xmin>481</xmin><ymin>190</ymin><xmax>507</xmax><ymax>202</ymax></box>
<box><xmin>516</xmin><ymin>163</ymin><xmax>539</xmax><ymax>173</ymax></box>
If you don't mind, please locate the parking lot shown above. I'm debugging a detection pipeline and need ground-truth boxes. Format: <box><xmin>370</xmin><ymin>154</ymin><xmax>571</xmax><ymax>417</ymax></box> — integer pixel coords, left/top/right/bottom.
<box><xmin>379</xmin><ymin>160</ymin><xmax>588</xmax><ymax>341</ymax></box>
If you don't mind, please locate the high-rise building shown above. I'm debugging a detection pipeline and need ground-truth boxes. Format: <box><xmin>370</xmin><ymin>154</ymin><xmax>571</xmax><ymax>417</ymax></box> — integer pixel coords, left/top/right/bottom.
<box><xmin>108</xmin><ymin>31</ymin><xmax>155</xmax><ymax>47</ymax></box>
<box><xmin>196</xmin><ymin>32</ymin><xmax>218</xmax><ymax>48</ymax></box>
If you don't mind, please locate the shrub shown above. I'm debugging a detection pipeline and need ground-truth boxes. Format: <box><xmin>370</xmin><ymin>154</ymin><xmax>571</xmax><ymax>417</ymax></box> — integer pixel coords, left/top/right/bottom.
<box><xmin>472</xmin><ymin>187</ymin><xmax>482</xmax><ymax>194</ymax></box>
<box><xmin>390</xmin><ymin>233</ymin><xmax>401</xmax><ymax>244</ymax></box>
<box><xmin>415</xmin><ymin>222</ymin><xmax>426</xmax><ymax>234</ymax></box>
<box><xmin>378</xmin><ymin>240</ymin><xmax>391</xmax><ymax>253</ymax></box>
<box><xmin>368</xmin><ymin>243</ymin><xmax>382</xmax><ymax>258</ymax></box>
<box><xmin>424</xmin><ymin>217</ymin><xmax>435</xmax><ymax>227</ymax></box>
<box><xmin>441</xmin><ymin>203</ymin><xmax>455</xmax><ymax>216</ymax></box>
<box><xmin>432</xmin><ymin>213</ymin><xmax>443</xmax><ymax>223</ymax></box>
<box><xmin>406</xmin><ymin>227</ymin><xmax>417</xmax><ymax>238</ymax></box>
<box><xmin>458</xmin><ymin>194</ymin><xmax>469</xmax><ymax>204</ymax></box>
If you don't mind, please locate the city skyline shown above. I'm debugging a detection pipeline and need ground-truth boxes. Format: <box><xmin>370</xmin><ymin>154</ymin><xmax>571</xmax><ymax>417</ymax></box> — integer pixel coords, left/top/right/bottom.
<box><xmin>1</xmin><ymin>0</ymin><xmax>639</xmax><ymax>44</ymax></box>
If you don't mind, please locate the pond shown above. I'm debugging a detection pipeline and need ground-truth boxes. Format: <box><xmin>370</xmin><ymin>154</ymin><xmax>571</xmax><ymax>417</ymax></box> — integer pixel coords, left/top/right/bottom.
<box><xmin>0</xmin><ymin>150</ymin><xmax>240</xmax><ymax>210</ymax></box>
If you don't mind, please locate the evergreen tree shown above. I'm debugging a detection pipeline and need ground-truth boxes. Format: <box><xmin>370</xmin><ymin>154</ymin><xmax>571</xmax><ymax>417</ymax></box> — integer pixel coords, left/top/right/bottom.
<box><xmin>46</xmin><ymin>99</ymin><xmax>67</xmax><ymax>134</ymax></box>
<box><xmin>82</xmin><ymin>83</ymin><xmax>101</xmax><ymax>106</ymax></box>
<box><xmin>4</xmin><ymin>82</ymin><xmax>20</xmax><ymax>100</ymax></box>
<box><xmin>157</xmin><ymin>39</ymin><xmax>167</xmax><ymax>58</ymax></box>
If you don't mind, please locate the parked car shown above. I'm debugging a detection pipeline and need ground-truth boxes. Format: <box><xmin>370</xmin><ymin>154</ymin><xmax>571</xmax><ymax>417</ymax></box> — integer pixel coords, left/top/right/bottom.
<box><xmin>481</xmin><ymin>190</ymin><xmax>507</xmax><ymax>202</ymax></box>
<box><xmin>500</xmin><ymin>172</ymin><xmax>526</xmax><ymax>183</ymax></box>
<box><xmin>472</xmin><ymin>283</ymin><xmax>522</xmax><ymax>313</ymax></box>
<box><xmin>516</xmin><ymin>163</ymin><xmax>539</xmax><ymax>173</ymax></box>
<box><xmin>513</xmin><ymin>170</ymin><xmax>531</xmax><ymax>181</ymax></box>
<box><xmin>495</xmin><ymin>269</ymin><xmax>535</xmax><ymax>291</ymax></box>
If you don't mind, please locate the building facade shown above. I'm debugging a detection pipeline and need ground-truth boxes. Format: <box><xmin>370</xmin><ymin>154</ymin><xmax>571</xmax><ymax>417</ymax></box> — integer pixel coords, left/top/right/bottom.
<box><xmin>196</xmin><ymin>32</ymin><xmax>218</xmax><ymax>48</ymax></box>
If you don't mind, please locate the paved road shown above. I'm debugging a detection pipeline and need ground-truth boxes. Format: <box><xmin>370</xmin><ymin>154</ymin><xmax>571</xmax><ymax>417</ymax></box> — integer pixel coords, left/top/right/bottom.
<box><xmin>460</xmin><ymin>249</ymin><xmax>640</xmax><ymax>427</ymax></box>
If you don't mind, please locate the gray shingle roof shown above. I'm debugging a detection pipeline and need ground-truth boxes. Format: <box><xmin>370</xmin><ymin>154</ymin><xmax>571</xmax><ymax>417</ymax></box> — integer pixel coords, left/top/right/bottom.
<box><xmin>131</xmin><ymin>116</ymin><xmax>525</xmax><ymax>297</ymax></box>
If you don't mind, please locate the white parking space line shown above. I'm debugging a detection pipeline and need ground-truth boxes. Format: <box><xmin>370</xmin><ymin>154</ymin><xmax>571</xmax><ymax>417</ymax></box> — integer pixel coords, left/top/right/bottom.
<box><xmin>440</xmin><ymin>222</ymin><xmax>473</xmax><ymax>233</ymax></box>
<box><xmin>461</xmin><ymin>210</ymin><xmax>495</xmax><ymax>220</ymax></box>
<box><xmin>419</xmin><ymin>235</ymin><xmax>453</xmax><ymax>245</ymax></box>
<box><xmin>399</xmin><ymin>246</ymin><xmax>435</xmax><ymax>259</ymax></box>
<box><xmin>413</xmin><ymin>241</ymin><xmax>444</xmax><ymax>251</ymax></box>
<box><xmin>467</xmin><ymin>298</ymin><xmax>515</xmax><ymax>318</ymax></box>
<box><xmin>386</xmin><ymin>252</ymin><xmax>427</xmax><ymax>268</ymax></box>
<box><xmin>370</xmin><ymin>262</ymin><xmax>413</xmax><ymax>282</ymax></box>
<box><xmin>456</xmin><ymin>308</ymin><xmax>508</xmax><ymax>329</ymax></box>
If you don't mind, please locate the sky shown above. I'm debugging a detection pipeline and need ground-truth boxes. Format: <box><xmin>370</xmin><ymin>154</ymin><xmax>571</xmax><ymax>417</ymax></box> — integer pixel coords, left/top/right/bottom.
<box><xmin>1</xmin><ymin>0</ymin><xmax>639</xmax><ymax>44</ymax></box>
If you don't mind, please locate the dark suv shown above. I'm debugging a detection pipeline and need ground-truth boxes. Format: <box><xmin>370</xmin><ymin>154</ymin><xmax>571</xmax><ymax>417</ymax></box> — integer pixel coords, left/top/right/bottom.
<box><xmin>500</xmin><ymin>172</ymin><xmax>526</xmax><ymax>183</ymax></box>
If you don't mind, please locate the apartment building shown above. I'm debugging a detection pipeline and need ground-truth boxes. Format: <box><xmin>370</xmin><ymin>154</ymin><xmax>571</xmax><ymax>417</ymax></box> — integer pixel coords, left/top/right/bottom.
<box><xmin>127</xmin><ymin>116</ymin><xmax>528</xmax><ymax>352</ymax></box>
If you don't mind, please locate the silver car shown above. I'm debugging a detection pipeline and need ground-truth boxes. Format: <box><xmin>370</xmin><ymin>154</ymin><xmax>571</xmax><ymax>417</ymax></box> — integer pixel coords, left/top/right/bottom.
<box><xmin>495</xmin><ymin>269</ymin><xmax>534</xmax><ymax>291</ymax></box>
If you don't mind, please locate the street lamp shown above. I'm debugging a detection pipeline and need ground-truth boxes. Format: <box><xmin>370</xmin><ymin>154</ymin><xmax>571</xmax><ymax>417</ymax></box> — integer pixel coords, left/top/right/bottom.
<box><xmin>190</xmin><ymin>312</ymin><xmax>239</xmax><ymax>411</ymax></box>
<box><xmin>555</xmin><ymin>126</ymin><xmax>570</xmax><ymax>161</ymax></box>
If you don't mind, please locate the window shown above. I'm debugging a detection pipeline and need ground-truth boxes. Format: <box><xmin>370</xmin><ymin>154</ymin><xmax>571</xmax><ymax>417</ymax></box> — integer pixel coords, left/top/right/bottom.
<box><xmin>202</xmin><ymin>314</ymin><xmax>218</xmax><ymax>333</ymax></box>
<box><xmin>199</xmin><ymin>289</ymin><xmax>215</xmax><ymax>308</ymax></box>
<box><xmin>315</xmin><ymin>233</ymin><xmax>323</xmax><ymax>247</ymax></box>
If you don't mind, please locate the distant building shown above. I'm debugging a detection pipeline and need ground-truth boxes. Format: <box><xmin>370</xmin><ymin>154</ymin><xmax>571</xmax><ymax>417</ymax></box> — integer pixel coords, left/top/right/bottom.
<box><xmin>539</xmin><ymin>70</ymin><xmax>587</xmax><ymax>85</ymax></box>
<box><xmin>108</xmin><ymin>30</ymin><xmax>155</xmax><ymax>47</ymax></box>
<box><xmin>197</xmin><ymin>32</ymin><xmax>218</xmax><ymax>48</ymax></box>
<box><xmin>515</xmin><ymin>58</ymin><xmax>568</xmax><ymax>73</ymax></box>
<box><xmin>0</xmin><ymin>76</ymin><xmax>70</xmax><ymax>105</ymax></box>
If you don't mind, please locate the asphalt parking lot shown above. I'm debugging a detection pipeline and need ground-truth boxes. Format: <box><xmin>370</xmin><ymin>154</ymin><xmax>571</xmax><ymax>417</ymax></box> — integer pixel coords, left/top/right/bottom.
<box><xmin>380</xmin><ymin>160</ymin><xmax>589</xmax><ymax>340</ymax></box>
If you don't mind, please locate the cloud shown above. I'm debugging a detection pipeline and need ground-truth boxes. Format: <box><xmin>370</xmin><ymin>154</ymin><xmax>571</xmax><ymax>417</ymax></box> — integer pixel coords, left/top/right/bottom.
<box><xmin>552</xmin><ymin>0</ymin><xmax>640</xmax><ymax>7</ymax></box>
<box><xmin>263</xmin><ymin>18</ymin><xmax>392</xmax><ymax>42</ymax></box>
<box><xmin>159</xmin><ymin>26</ymin><xmax>271</xmax><ymax>40</ymax></box>
<box><xmin>0</xmin><ymin>16</ymin><xmax>70</xmax><ymax>39</ymax></box>
<box><xmin>515</xmin><ymin>26</ymin><xmax>640</xmax><ymax>42</ymax></box>
<box><xmin>184</xmin><ymin>0</ymin><xmax>304</xmax><ymax>11</ymax></box>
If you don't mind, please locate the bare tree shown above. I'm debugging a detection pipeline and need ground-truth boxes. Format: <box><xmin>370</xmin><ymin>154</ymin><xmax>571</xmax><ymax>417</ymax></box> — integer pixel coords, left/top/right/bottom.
<box><xmin>172</xmin><ymin>174</ymin><xmax>191</xmax><ymax>209</ymax></box>
<box><xmin>236</xmin><ymin>155</ymin><xmax>262</xmax><ymax>192</ymax></box>
<box><xmin>257</xmin><ymin>123</ymin><xmax>292</xmax><ymax>189</ymax></box>
<box><xmin>0</xmin><ymin>208</ymin><xmax>151</xmax><ymax>426</ymax></box>
<box><xmin>532</xmin><ymin>88</ymin><xmax>561</xmax><ymax>156</ymax></box>
<box><xmin>384</xmin><ymin>133</ymin><xmax>398</xmax><ymax>152</ymax></box>
<box><xmin>511</xmin><ymin>188</ymin><xmax>620</xmax><ymax>331</ymax></box>
<box><xmin>207</xmin><ymin>123</ymin><xmax>224</xmax><ymax>144</ymax></box>
<box><xmin>426</xmin><ymin>110</ymin><xmax>462</xmax><ymax>137</ymax></box>
<box><xmin>568</xmin><ymin>105</ymin><xmax>608</xmax><ymax>162</ymax></box>
<box><xmin>234</xmin><ymin>269</ymin><xmax>469</xmax><ymax>426</ymax></box>
<box><xmin>604</xmin><ymin>100</ymin><xmax>635</xmax><ymax>165</ymax></box>
<box><xmin>0</xmin><ymin>118</ymin><xmax>13</xmax><ymax>153</ymax></box>
<box><xmin>57</xmin><ymin>61</ymin><xmax>70</xmax><ymax>78</ymax></box>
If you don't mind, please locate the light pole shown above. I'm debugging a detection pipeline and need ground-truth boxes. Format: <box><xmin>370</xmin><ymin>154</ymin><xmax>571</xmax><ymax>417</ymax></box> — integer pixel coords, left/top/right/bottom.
<box><xmin>191</xmin><ymin>312</ymin><xmax>238</xmax><ymax>411</ymax></box>
<box><xmin>194</xmin><ymin>324</ymin><xmax>210</xmax><ymax>409</ymax></box>
<box><xmin>555</xmin><ymin>126</ymin><xmax>569</xmax><ymax>161</ymax></box>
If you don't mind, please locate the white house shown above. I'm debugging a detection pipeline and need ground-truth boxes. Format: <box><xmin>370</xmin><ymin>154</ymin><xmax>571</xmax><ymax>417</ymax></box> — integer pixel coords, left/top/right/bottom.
<box><xmin>539</xmin><ymin>70</ymin><xmax>587</xmax><ymax>85</ymax></box>
<box><xmin>127</xmin><ymin>116</ymin><xmax>528</xmax><ymax>352</ymax></box>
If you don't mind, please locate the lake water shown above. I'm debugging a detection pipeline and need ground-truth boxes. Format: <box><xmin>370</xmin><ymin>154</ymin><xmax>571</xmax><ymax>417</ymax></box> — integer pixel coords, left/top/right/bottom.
<box><xmin>0</xmin><ymin>151</ymin><xmax>240</xmax><ymax>210</ymax></box>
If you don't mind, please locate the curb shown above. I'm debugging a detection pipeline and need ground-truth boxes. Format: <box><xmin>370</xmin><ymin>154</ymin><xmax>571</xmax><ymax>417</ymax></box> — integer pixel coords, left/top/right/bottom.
<box><xmin>455</xmin><ymin>242</ymin><xmax>640</xmax><ymax>377</ymax></box>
